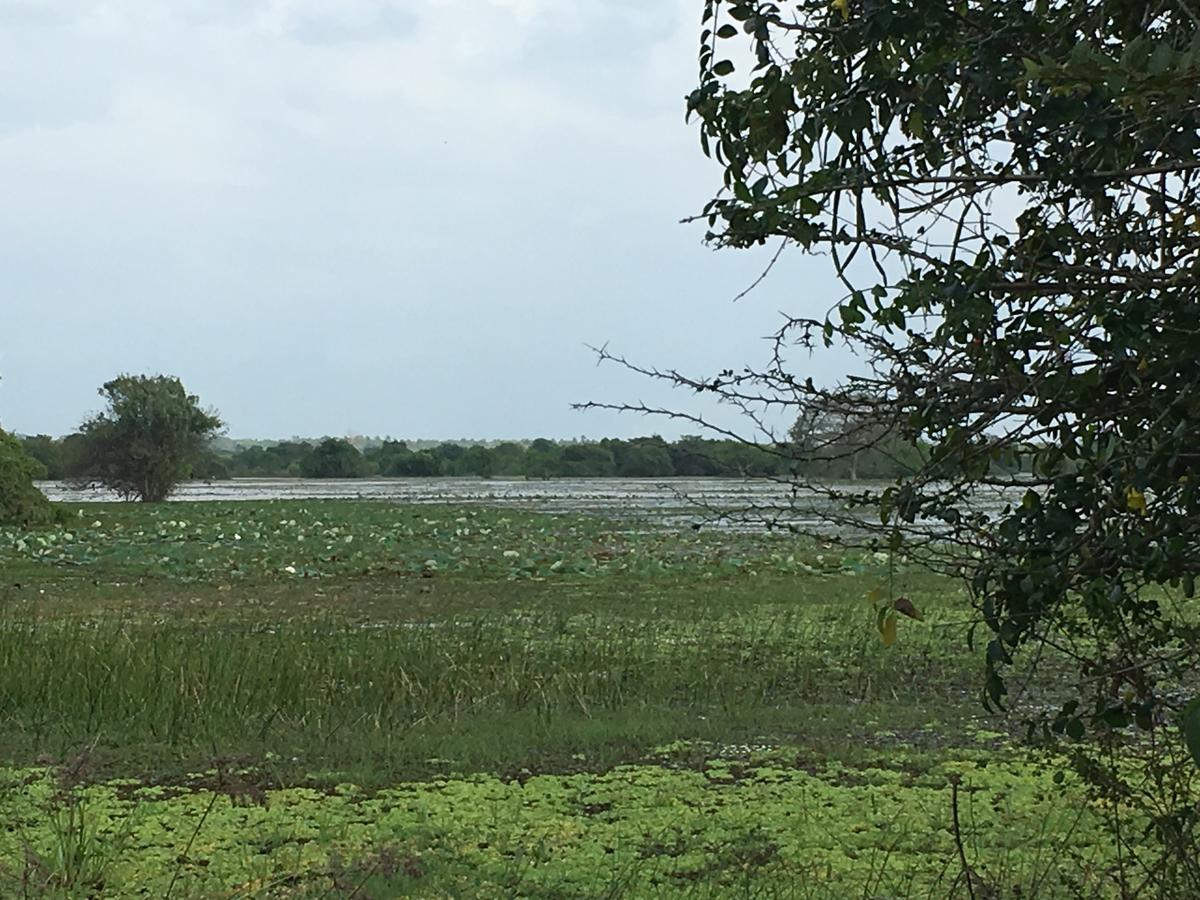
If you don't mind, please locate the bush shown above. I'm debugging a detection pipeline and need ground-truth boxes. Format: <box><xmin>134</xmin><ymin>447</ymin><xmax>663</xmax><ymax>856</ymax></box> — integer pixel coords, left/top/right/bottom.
<box><xmin>81</xmin><ymin>374</ymin><xmax>223</xmax><ymax>502</ymax></box>
<box><xmin>0</xmin><ymin>428</ymin><xmax>58</xmax><ymax>526</ymax></box>
<box><xmin>300</xmin><ymin>439</ymin><xmax>368</xmax><ymax>478</ymax></box>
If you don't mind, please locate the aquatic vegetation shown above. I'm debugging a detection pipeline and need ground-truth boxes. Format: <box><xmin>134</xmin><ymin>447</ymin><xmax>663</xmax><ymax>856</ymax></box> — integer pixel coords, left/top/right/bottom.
<box><xmin>0</xmin><ymin>749</ymin><xmax>1136</xmax><ymax>898</ymax></box>
<box><xmin>0</xmin><ymin>500</ymin><xmax>1182</xmax><ymax>895</ymax></box>
<box><xmin>0</xmin><ymin>501</ymin><xmax>887</xmax><ymax>583</ymax></box>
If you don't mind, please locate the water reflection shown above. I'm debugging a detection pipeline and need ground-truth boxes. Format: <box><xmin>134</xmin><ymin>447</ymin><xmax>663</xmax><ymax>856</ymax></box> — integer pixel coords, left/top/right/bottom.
<box><xmin>36</xmin><ymin>477</ymin><xmax>1019</xmax><ymax>534</ymax></box>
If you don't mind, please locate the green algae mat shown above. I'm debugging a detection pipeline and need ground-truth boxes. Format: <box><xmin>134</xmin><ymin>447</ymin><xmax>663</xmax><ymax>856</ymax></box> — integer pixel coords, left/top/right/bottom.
<box><xmin>1</xmin><ymin>750</ymin><xmax>1123</xmax><ymax>897</ymax></box>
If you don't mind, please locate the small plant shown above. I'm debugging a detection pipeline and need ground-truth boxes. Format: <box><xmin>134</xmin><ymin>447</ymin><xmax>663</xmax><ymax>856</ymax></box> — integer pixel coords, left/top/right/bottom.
<box><xmin>325</xmin><ymin>843</ymin><xmax>426</xmax><ymax>898</ymax></box>
<box><xmin>17</xmin><ymin>791</ymin><xmax>137</xmax><ymax>897</ymax></box>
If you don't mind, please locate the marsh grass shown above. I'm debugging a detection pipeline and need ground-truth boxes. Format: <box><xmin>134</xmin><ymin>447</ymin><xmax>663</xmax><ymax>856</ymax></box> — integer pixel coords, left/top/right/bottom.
<box><xmin>0</xmin><ymin>570</ymin><xmax>974</xmax><ymax>785</ymax></box>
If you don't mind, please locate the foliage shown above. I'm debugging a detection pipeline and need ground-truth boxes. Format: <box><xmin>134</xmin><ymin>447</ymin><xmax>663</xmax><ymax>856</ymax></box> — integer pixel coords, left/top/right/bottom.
<box><xmin>222</xmin><ymin>440</ymin><xmax>312</xmax><ymax>477</ymax></box>
<box><xmin>0</xmin><ymin>427</ymin><xmax>57</xmax><ymax>526</ymax></box>
<box><xmin>14</xmin><ymin>434</ymin><xmax>58</xmax><ymax>479</ymax></box>
<box><xmin>0</xmin><ymin>500</ymin><xmax>889</xmax><ymax>583</ymax></box>
<box><xmin>297</xmin><ymin>438</ymin><xmax>368</xmax><ymax>479</ymax></box>
<box><xmin>559</xmin><ymin>442</ymin><xmax>617</xmax><ymax>477</ymax></box>
<box><xmin>572</xmin><ymin>0</ymin><xmax>1200</xmax><ymax>884</ymax></box>
<box><xmin>609</xmin><ymin>436</ymin><xmax>677</xmax><ymax>477</ymax></box>
<box><xmin>80</xmin><ymin>375</ymin><xmax>223</xmax><ymax>502</ymax></box>
<box><xmin>680</xmin><ymin>0</ymin><xmax>1200</xmax><ymax>719</ymax></box>
<box><xmin>29</xmin><ymin>431</ymin><xmax>939</xmax><ymax>482</ymax></box>
<box><xmin>789</xmin><ymin>401</ymin><xmax>925</xmax><ymax>481</ymax></box>
<box><xmin>0</xmin><ymin>748</ymin><xmax>1134</xmax><ymax>898</ymax></box>
<box><xmin>368</xmin><ymin>440</ymin><xmax>443</xmax><ymax>477</ymax></box>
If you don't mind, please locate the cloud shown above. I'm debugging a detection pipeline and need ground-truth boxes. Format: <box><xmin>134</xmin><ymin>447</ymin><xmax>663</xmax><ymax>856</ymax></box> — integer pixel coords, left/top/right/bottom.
<box><xmin>261</xmin><ymin>1</ymin><xmax>419</xmax><ymax>45</ymax></box>
<box><xmin>0</xmin><ymin>0</ymin><xmax>846</xmax><ymax>440</ymax></box>
<box><xmin>0</xmin><ymin>1</ymin><xmax>68</xmax><ymax>27</ymax></box>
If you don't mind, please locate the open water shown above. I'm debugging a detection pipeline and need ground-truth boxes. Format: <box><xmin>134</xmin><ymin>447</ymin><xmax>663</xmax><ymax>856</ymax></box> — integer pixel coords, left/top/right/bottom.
<box><xmin>36</xmin><ymin>477</ymin><xmax>1019</xmax><ymax>534</ymax></box>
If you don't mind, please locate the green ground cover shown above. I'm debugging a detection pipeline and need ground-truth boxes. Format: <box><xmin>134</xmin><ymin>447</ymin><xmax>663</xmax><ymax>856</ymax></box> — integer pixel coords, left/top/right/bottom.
<box><xmin>0</xmin><ymin>501</ymin><xmax>1161</xmax><ymax>897</ymax></box>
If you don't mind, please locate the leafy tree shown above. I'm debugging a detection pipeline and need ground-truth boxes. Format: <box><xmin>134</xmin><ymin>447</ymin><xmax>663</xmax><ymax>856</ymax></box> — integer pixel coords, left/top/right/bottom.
<box><xmin>81</xmin><ymin>375</ymin><xmax>223</xmax><ymax>502</ymax></box>
<box><xmin>190</xmin><ymin>451</ymin><xmax>230</xmax><ymax>481</ymax></box>
<box><xmin>369</xmin><ymin>441</ymin><xmax>442</xmax><ymax>476</ymax></box>
<box><xmin>559</xmin><ymin>443</ymin><xmax>617</xmax><ymax>477</ymax></box>
<box><xmin>227</xmin><ymin>445</ymin><xmax>271</xmax><ymax>476</ymax></box>
<box><xmin>299</xmin><ymin>438</ymin><xmax>369</xmax><ymax>478</ymax></box>
<box><xmin>56</xmin><ymin>432</ymin><xmax>95</xmax><ymax>480</ymax></box>
<box><xmin>524</xmin><ymin>439</ymin><xmax>562</xmax><ymax>479</ymax></box>
<box><xmin>364</xmin><ymin>440</ymin><xmax>413</xmax><ymax>476</ymax></box>
<box><xmin>431</xmin><ymin>443</ymin><xmax>466</xmax><ymax>465</ymax></box>
<box><xmin>18</xmin><ymin>435</ymin><xmax>61</xmax><ymax>479</ymax></box>
<box><xmin>0</xmin><ymin>427</ymin><xmax>57</xmax><ymax>526</ymax></box>
<box><xmin>458</xmin><ymin>445</ymin><xmax>495</xmax><ymax>478</ymax></box>
<box><xmin>490</xmin><ymin>442</ymin><xmax>528</xmax><ymax>476</ymax></box>
<box><xmin>789</xmin><ymin>401</ymin><xmax>922</xmax><ymax>481</ymax></box>
<box><xmin>670</xmin><ymin>435</ymin><xmax>730</xmax><ymax>476</ymax></box>
<box><xmin>609</xmin><ymin>437</ymin><xmax>677</xmax><ymax>477</ymax></box>
<box><xmin>404</xmin><ymin>451</ymin><xmax>442</xmax><ymax>477</ymax></box>
<box><xmin>587</xmin><ymin>0</ymin><xmax>1200</xmax><ymax>879</ymax></box>
<box><xmin>225</xmin><ymin>441</ymin><xmax>313</xmax><ymax>478</ymax></box>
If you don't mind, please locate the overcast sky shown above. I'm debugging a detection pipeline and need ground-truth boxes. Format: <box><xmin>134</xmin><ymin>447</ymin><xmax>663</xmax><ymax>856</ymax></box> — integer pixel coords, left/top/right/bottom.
<box><xmin>1</xmin><ymin>0</ymin><xmax>847</xmax><ymax>440</ymax></box>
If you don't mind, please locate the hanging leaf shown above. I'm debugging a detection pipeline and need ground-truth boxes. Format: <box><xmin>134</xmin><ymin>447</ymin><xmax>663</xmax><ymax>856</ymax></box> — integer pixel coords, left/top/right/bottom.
<box><xmin>880</xmin><ymin>612</ymin><xmax>897</xmax><ymax>647</ymax></box>
<box><xmin>893</xmin><ymin>596</ymin><xmax>922</xmax><ymax>620</ymax></box>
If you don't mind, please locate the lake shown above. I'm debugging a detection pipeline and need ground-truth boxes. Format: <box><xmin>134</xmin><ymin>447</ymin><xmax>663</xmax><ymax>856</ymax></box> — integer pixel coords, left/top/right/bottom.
<box><xmin>36</xmin><ymin>476</ymin><xmax>1020</xmax><ymax>534</ymax></box>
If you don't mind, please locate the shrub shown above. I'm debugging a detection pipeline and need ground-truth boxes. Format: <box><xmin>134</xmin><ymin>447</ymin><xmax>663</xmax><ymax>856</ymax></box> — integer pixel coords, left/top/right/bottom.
<box><xmin>0</xmin><ymin>427</ymin><xmax>58</xmax><ymax>526</ymax></box>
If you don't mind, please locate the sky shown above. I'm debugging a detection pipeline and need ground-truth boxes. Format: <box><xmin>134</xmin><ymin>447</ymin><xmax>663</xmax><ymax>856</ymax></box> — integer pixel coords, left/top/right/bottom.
<box><xmin>0</xmin><ymin>0</ymin><xmax>849</xmax><ymax>441</ymax></box>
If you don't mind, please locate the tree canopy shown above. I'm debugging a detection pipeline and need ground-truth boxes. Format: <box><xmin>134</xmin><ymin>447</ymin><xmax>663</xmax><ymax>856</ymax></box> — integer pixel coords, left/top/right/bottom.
<box><xmin>682</xmin><ymin>0</ymin><xmax>1200</xmax><ymax>733</ymax></box>
<box><xmin>581</xmin><ymin>0</ymin><xmax>1200</xmax><ymax>875</ymax></box>
<box><xmin>299</xmin><ymin>438</ymin><xmax>370</xmax><ymax>479</ymax></box>
<box><xmin>81</xmin><ymin>375</ymin><xmax>223</xmax><ymax>502</ymax></box>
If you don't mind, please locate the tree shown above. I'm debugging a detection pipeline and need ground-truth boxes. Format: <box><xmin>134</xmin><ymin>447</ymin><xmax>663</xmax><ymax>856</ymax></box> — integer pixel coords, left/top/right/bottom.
<box><xmin>788</xmin><ymin>399</ymin><xmax>920</xmax><ymax>481</ymax></box>
<box><xmin>559</xmin><ymin>443</ymin><xmax>617</xmax><ymax>477</ymax></box>
<box><xmin>670</xmin><ymin>435</ymin><xmax>729</xmax><ymax>476</ymax></box>
<box><xmin>0</xmin><ymin>427</ymin><xmax>58</xmax><ymax>526</ymax></box>
<box><xmin>365</xmin><ymin>440</ymin><xmax>414</xmax><ymax>476</ymax></box>
<box><xmin>490</xmin><ymin>442</ymin><xmax>528</xmax><ymax>476</ymax></box>
<box><xmin>458</xmin><ymin>445</ymin><xmax>495</xmax><ymax>477</ymax></box>
<box><xmin>524</xmin><ymin>439</ymin><xmax>562</xmax><ymax>479</ymax></box>
<box><xmin>588</xmin><ymin>0</ymin><xmax>1200</xmax><ymax>880</ymax></box>
<box><xmin>299</xmin><ymin>438</ymin><xmax>369</xmax><ymax>478</ymax></box>
<box><xmin>56</xmin><ymin>432</ymin><xmax>95</xmax><ymax>480</ymax></box>
<box><xmin>610</xmin><ymin>437</ymin><xmax>677</xmax><ymax>477</ymax></box>
<box><xmin>228</xmin><ymin>441</ymin><xmax>311</xmax><ymax>477</ymax></box>
<box><xmin>81</xmin><ymin>375</ymin><xmax>223</xmax><ymax>502</ymax></box>
<box><xmin>18</xmin><ymin>435</ymin><xmax>61</xmax><ymax>479</ymax></box>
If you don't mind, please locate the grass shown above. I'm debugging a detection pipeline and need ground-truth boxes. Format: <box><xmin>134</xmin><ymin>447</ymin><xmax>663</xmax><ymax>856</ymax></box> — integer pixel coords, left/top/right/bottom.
<box><xmin>0</xmin><ymin>500</ymin><xmax>1169</xmax><ymax>896</ymax></box>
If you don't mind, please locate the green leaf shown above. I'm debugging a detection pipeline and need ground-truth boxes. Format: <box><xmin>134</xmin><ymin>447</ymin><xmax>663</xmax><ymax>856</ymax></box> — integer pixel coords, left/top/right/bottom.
<box><xmin>906</xmin><ymin>109</ymin><xmax>925</xmax><ymax>140</ymax></box>
<box><xmin>716</xmin><ymin>24</ymin><xmax>738</xmax><ymax>39</ymax></box>
<box><xmin>712</xmin><ymin>60</ymin><xmax>735</xmax><ymax>77</ymax></box>
<box><xmin>880</xmin><ymin>612</ymin><xmax>897</xmax><ymax>647</ymax></box>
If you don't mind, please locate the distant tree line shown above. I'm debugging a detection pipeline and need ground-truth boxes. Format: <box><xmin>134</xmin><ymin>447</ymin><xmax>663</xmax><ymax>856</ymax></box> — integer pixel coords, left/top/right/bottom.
<box><xmin>18</xmin><ymin>429</ymin><xmax>933</xmax><ymax>482</ymax></box>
